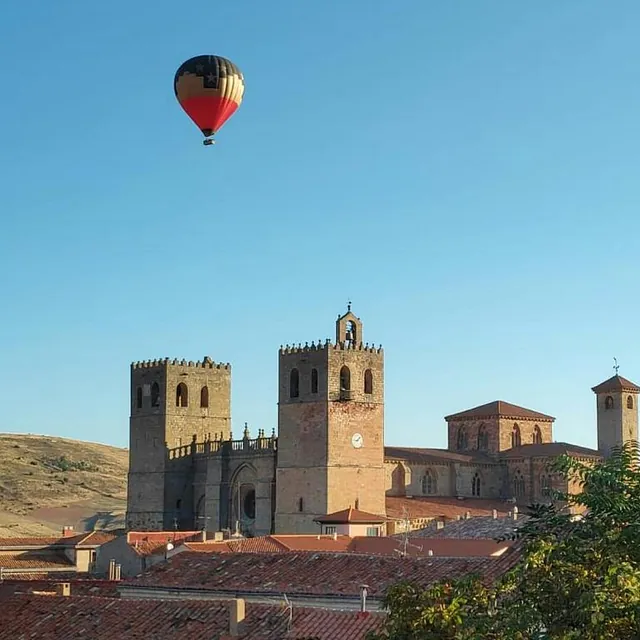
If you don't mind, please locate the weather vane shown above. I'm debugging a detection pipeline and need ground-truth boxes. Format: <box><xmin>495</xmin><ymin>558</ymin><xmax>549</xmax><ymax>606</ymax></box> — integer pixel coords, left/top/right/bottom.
<box><xmin>347</xmin><ymin>299</ymin><xmax>352</xmax><ymax>312</ymax></box>
<box><xmin>614</xmin><ymin>357</ymin><xmax>620</xmax><ymax>375</ymax></box>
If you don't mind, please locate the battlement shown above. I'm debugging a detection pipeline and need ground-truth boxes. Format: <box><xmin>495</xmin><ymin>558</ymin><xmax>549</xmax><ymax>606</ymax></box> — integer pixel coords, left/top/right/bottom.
<box><xmin>131</xmin><ymin>356</ymin><xmax>231</xmax><ymax>370</ymax></box>
<box><xmin>279</xmin><ymin>340</ymin><xmax>383</xmax><ymax>355</ymax></box>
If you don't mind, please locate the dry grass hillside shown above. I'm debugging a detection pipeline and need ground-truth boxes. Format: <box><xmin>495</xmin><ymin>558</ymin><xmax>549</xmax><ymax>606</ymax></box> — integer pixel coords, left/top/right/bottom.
<box><xmin>0</xmin><ymin>434</ymin><xmax>129</xmax><ymax>537</ymax></box>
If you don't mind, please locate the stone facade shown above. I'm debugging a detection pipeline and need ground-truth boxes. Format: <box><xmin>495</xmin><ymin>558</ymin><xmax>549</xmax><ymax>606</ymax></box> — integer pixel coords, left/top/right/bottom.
<box><xmin>125</xmin><ymin>310</ymin><xmax>637</xmax><ymax>536</ymax></box>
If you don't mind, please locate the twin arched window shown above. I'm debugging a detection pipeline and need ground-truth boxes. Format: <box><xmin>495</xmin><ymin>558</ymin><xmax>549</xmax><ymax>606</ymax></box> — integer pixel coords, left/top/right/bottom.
<box><xmin>513</xmin><ymin>470</ymin><xmax>525</xmax><ymax>497</ymax></box>
<box><xmin>472</xmin><ymin>472</ymin><xmax>482</xmax><ymax>497</ymax></box>
<box><xmin>477</xmin><ymin>425</ymin><xmax>488</xmax><ymax>450</ymax></box>
<box><xmin>288</xmin><ymin>365</ymin><xmax>373</xmax><ymax>398</ymax></box>
<box><xmin>532</xmin><ymin>425</ymin><xmax>542</xmax><ymax>444</ymax></box>
<box><xmin>511</xmin><ymin>424</ymin><xmax>522</xmax><ymax>448</ymax></box>
<box><xmin>456</xmin><ymin>427</ymin><xmax>468</xmax><ymax>450</ymax></box>
<box><xmin>421</xmin><ymin>470</ymin><xmax>437</xmax><ymax>495</ymax></box>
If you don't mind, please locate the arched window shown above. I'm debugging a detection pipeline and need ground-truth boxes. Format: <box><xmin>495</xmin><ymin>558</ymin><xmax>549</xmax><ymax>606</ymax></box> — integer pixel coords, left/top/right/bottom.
<box><xmin>345</xmin><ymin>320</ymin><xmax>357</xmax><ymax>344</ymax></box>
<box><xmin>628</xmin><ymin>395</ymin><xmax>634</xmax><ymax>410</ymax></box>
<box><xmin>477</xmin><ymin>424</ymin><xmax>488</xmax><ymax>450</ymax></box>
<box><xmin>421</xmin><ymin>470</ymin><xmax>437</xmax><ymax>495</ymax></box>
<box><xmin>289</xmin><ymin>368</ymin><xmax>300</xmax><ymax>398</ymax></box>
<box><xmin>605</xmin><ymin>395</ymin><xmax>614</xmax><ymax>410</ymax></box>
<box><xmin>364</xmin><ymin>369</ymin><xmax>373</xmax><ymax>395</ymax></box>
<box><xmin>136</xmin><ymin>387</ymin><xmax>142</xmax><ymax>410</ymax></box>
<box><xmin>311</xmin><ymin>368</ymin><xmax>318</xmax><ymax>394</ymax></box>
<box><xmin>511</xmin><ymin>424</ymin><xmax>522</xmax><ymax>448</ymax></box>
<box><xmin>176</xmin><ymin>383</ymin><xmax>188</xmax><ymax>407</ymax></box>
<box><xmin>200</xmin><ymin>386</ymin><xmax>209</xmax><ymax>408</ymax></box>
<box><xmin>340</xmin><ymin>365</ymin><xmax>351</xmax><ymax>391</ymax></box>
<box><xmin>513</xmin><ymin>470</ymin><xmax>525</xmax><ymax>497</ymax></box>
<box><xmin>456</xmin><ymin>427</ymin><xmax>468</xmax><ymax>450</ymax></box>
<box><xmin>151</xmin><ymin>382</ymin><xmax>160</xmax><ymax>407</ymax></box>
<box><xmin>540</xmin><ymin>474</ymin><xmax>551</xmax><ymax>497</ymax></box>
<box><xmin>532</xmin><ymin>425</ymin><xmax>542</xmax><ymax>445</ymax></box>
<box><xmin>472</xmin><ymin>472</ymin><xmax>482</xmax><ymax>497</ymax></box>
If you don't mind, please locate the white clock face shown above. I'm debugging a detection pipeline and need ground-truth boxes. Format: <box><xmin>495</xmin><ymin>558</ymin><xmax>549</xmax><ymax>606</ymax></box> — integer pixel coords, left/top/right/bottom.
<box><xmin>351</xmin><ymin>433</ymin><xmax>363</xmax><ymax>449</ymax></box>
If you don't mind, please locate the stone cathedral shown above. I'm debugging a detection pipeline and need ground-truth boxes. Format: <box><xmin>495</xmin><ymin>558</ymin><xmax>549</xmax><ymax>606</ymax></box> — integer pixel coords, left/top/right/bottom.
<box><xmin>126</xmin><ymin>307</ymin><xmax>639</xmax><ymax>535</ymax></box>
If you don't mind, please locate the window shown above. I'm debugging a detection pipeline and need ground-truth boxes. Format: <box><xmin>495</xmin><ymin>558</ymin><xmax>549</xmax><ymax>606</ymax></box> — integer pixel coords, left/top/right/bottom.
<box><xmin>290</xmin><ymin>369</ymin><xmax>300</xmax><ymax>398</ymax></box>
<box><xmin>511</xmin><ymin>424</ymin><xmax>522</xmax><ymax>448</ymax></box>
<box><xmin>366</xmin><ymin>527</ymin><xmax>380</xmax><ymax>537</ymax></box>
<box><xmin>477</xmin><ymin>424</ymin><xmax>488</xmax><ymax>450</ymax></box>
<box><xmin>176</xmin><ymin>499</ymin><xmax>182</xmax><ymax>511</ymax></box>
<box><xmin>200</xmin><ymin>386</ymin><xmax>209</xmax><ymax>408</ymax></box>
<box><xmin>513</xmin><ymin>470</ymin><xmax>525</xmax><ymax>497</ymax></box>
<box><xmin>345</xmin><ymin>320</ymin><xmax>357</xmax><ymax>344</ymax></box>
<box><xmin>136</xmin><ymin>387</ymin><xmax>142</xmax><ymax>409</ymax></box>
<box><xmin>340</xmin><ymin>365</ymin><xmax>351</xmax><ymax>391</ymax></box>
<box><xmin>325</xmin><ymin>526</ymin><xmax>337</xmax><ymax>535</ymax></box>
<box><xmin>298</xmin><ymin>497</ymin><xmax>304</xmax><ymax>512</ymax></box>
<box><xmin>628</xmin><ymin>395</ymin><xmax>634</xmax><ymax>410</ymax></box>
<box><xmin>472</xmin><ymin>472</ymin><xmax>482</xmax><ymax>497</ymax></box>
<box><xmin>421</xmin><ymin>470</ymin><xmax>437</xmax><ymax>495</ymax></box>
<box><xmin>456</xmin><ymin>427</ymin><xmax>468</xmax><ymax>450</ymax></box>
<box><xmin>532</xmin><ymin>425</ymin><xmax>542</xmax><ymax>445</ymax></box>
<box><xmin>311</xmin><ymin>368</ymin><xmax>318</xmax><ymax>394</ymax></box>
<box><xmin>540</xmin><ymin>474</ymin><xmax>551</xmax><ymax>497</ymax></box>
<box><xmin>151</xmin><ymin>382</ymin><xmax>160</xmax><ymax>407</ymax></box>
<box><xmin>364</xmin><ymin>369</ymin><xmax>373</xmax><ymax>394</ymax></box>
<box><xmin>176</xmin><ymin>383</ymin><xmax>188</xmax><ymax>407</ymax></box>
<box><xmin>605</xmin><ymin>395</ymin><xmax>614</xmax><ymax>410</ymax></box>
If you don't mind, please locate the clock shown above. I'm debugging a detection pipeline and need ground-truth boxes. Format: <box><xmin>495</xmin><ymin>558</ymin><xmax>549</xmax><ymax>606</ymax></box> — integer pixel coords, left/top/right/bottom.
<box><xmin>351</xmin><ymin>433</ymin><xmax>363</xmax><ymax>449</ymax></box>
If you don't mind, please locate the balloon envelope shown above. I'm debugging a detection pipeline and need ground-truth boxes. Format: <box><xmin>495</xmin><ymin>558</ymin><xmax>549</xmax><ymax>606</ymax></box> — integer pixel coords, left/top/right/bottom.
<box><xmin>174</xmin><ymin>55</ymin><xmax>245</xmax><ymax>137</ymax></box>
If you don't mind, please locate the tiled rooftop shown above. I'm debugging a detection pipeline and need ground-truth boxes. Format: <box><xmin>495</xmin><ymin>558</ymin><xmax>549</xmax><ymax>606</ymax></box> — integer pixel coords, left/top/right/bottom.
<box><xmin>408</xmin><ymin>514</ymin><xmax>530</xmax><ymax>539</ymax></box>
<box><xmin>385</xmin><ymin>446</ymin><xmax>495</xmax><ymax>465</ymax></box>
<box><xmin>0</xmin><ymin>593</ymin><xmax>384</xmax><ymax>640</ymax></box>
<box><xmin>186</xmin><ymin>535</ymin><xmax>511</xmax><ymax>558</ymax></box>
<box><xmin>315</xmin><ymin>507</ymin><xmax>386</xmax><ymax>524</ymax></box>
<box><xmin>127</xmin><ymin>549</ymin><xmax>519</xmax><ymax>598</ymax></box>
<box><xmin>501</xmin><ymin>442</ymin><xmax>601</xmax><ymax>459</ymax></box>
<box><xmin>385</xmin><ymin>496</ymin><xmax>512</xmax><ymax>520</ymax></box>
<box><xmin>591</xmin><ymin>374</ymin><xmax>640</xmax><ymax>394</ymax></box>
<box><xmin>0</xmin><ymin>531</ymin><xmax>117</xmax><ymax>550</ymax></box>
<box><xmin>127</xmin><ymin>530</ymin><xmax>205</xmax><ymax>557</ymax></box>
<box><xmin>444</xmin><ymin>400</ymin><xmax>555</xmax><ymax>422</ymax></box>
<box><xmin>0</xmin><ymin>551</ymin><xmax>76</xmax><ymax>571</ymax></box>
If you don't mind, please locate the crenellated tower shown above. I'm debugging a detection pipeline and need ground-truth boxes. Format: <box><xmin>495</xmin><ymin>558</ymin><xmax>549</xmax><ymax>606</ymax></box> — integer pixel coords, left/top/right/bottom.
<box><xmin>274</xmin><ymin>306</ymin><xmax>386</xmax><ymax>534</ymax></box>
<box><xmin>126</xmin><ymin>356</ymin><xmax>231</xmax><ymax>531</ymax></box>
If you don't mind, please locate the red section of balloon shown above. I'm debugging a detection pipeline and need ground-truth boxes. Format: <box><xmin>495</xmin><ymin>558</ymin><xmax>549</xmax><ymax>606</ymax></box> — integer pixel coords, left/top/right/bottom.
<box><xmin>179</xmin><ymin>96</ymin><xmax>240</xmax><ymax>135</ymax></box>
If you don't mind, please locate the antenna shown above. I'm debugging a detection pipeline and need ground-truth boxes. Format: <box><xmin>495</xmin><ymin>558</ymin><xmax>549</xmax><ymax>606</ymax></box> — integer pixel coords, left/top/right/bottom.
<box><xmin>614</xmin><ymin>357</ymin><xmax>620</xmax><ymax>375</ymax></box>
<box><xmin>393</xmin><ymin>506</ymin><xmax>423</xmax><ymax>558</ymax></box>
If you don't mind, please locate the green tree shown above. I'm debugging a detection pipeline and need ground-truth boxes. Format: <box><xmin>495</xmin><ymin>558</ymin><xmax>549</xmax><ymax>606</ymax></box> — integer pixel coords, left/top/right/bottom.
<box><xmin>369</xmin><ymin>442</ymin><xmax>640</xmax><ymax>639</ymax></box>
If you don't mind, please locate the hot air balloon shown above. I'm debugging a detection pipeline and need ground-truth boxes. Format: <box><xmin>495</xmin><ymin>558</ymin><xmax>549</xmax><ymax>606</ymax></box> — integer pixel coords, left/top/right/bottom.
<box><xmin>174</xmin><ymin>55</ymin><xmax>245</xmax><ymax>146</ymax></box>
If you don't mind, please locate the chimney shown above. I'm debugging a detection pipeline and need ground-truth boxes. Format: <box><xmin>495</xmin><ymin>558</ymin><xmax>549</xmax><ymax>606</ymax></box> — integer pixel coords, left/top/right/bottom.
<box><xmin>436</xmin><ymin>520</ymin><xmax>445</xmax><ymax>530</ymax></box>
<box><xmin>513</xmin><ymin>506</ymin><xmax>518</xmax><ymax>521</ymax></box>
<box><xmin>427</xmin><ymin>549</ymin><xmax>434</xmax><ymax>557</ymax></box>
<box><xmin>61</xmin><ymin>526</ymin><xmax>75</xmax><ymax>538</ymax></box>
<box><xmin>464</xmin><ymin>511</ymin><xmax>471</xmax><ymax>520</ymax></box>
<box><xmin>360</xmin><ymin>584</ymin><xmax>369</xmax><ymax>613</ymax></box>
<box><xmin>108</xmin><ymin>559</ymin><xmax>116</xmax><ymax>581</ymax></box>
<box><xmin>55</xmin><ymin>582</ymin><xmax>71</xmax><ymax>597</ymax></box>
<box><xmin>332</xmin><ymin>532</ymin><xmax>337</xmax><ymax>541</ymax></box>
<box><xmin>492</xmin><ymin>509</ymin><xmax>498</xmax><ymax>520</ymax></box>
<box><xmin>115</xmin><ymin>564</ymin><xmax>122</xmax><ymax>581</ymax></box>
<box><xmin>229</xmin><ymin>598</ymin><xmax>246</xmax><ymax>637</ymax></box>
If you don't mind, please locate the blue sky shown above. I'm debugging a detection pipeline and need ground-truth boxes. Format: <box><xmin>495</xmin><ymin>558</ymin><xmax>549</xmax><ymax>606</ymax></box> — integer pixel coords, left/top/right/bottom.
<box><xmin>1</xmin><ymin>1</ymin><xmax>640</xmax><ymax>449</ymax></box>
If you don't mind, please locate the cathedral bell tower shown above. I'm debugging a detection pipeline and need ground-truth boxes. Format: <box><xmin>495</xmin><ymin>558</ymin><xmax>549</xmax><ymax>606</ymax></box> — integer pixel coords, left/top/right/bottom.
<box><xmin>592</xmin><ymin>372</ymin><xmax>640</xmax><ymax>457</ymax></box>
<box><xmin>274</xmin><ymin>306</ymin><xmax>386</xmax><ymax>534</ymax></box>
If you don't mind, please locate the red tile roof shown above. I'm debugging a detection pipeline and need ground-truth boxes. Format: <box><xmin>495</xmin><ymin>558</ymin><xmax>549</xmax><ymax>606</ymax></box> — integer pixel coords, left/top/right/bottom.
<box><xmin>314</xmin><ymin>507</ymin><xmax>386</xmax><ymax>524</ymax></box>
<box><xmin>76</xmin><ymin>531</ymin><xmax>118</xmax><ymax>547</ymax></box>
<box><xmin>445</xmin><ymin>400</ymin><xmax>555</xmax><ymax>422</ymax></box>
<box><xmin>0</xmin><ymin>593</ymin><xmax>384</xmax><ymax>640</ymax></box>
<box><xmin>0</xmin><ymin>531</ymin><xmax>116</xmax><ymax>550</ymax></box>
<box><xmin>0</xmin><ymin>551</ymin><xmax>75</xmax><ymax>571</ymax></box>
<box><xmin>385</xmin><ymin>496</ymin><xmax>512</xmax><ymax>520</ymax></box>
<box><xmin>591</xmin><ymin>374</ymin><xmax>640</xmax><ymax>394</ymax></box>
<box><xmin>501</xmin><ymin>442</ymin><xmax>601</xmax><ymax>459</ymax></box>
<box><xmin>385</xmin><ymin>446</ymin><xmax>495</xmax><ymax>464</ymax></box>
<box><xmin>127</xmin><ymin>549</ymin><xmax>520</xmax><ymax>597</ymax></box>
<box><xmin>127</xmin><ymin>530</ymin><xmax>204</xmax><ymax>557</ymax></box>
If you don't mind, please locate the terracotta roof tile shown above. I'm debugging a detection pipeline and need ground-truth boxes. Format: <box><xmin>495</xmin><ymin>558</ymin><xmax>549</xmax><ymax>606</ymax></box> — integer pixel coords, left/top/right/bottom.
<box><xmin>314</xmin><ymin>507</ymin><xmax>386</xmax><ymax>524</ymax></box>
<box><xmin>0</xmin><ymin>593</ymin><xmax>384</xmax><ymax>640</ymax></box>
<box><xmin>409</xmin><ymin>514</ymin><xmax>530</xmax><ymax>539</ymax></box>
<box><xmin>0</xmin><ymin>551</ymin><xmax>75</xmax><ymax>571</ymax></box>
<box><xmin>501</xmin><ymin>442</ymin><xmax>601</xmax><ymax>459</ymax></box>
<box><xmin>385</xmin><ymin>446</ymin><xmax>495</xmax><ymax>464</ymax></box>
<box><xmin>128</xmin><ymin>530</ymin><xmax>204</xmax><ymax>557</ymax></box>
<box><xmin>0</xmin><ymin>531</ymin><xmax>115</xmax><ymax>550</ymax></box>
<box><xmin>444</xmin><ymin>400</ymin><xmax>555</xmax><ymax>422</ymax></box>
<box><xmin>127</xmin><ymin>550</ymin><xmax>519</xmax><ymax>597</ymax></box>
<box><xmin>76</xmin><ymin>531</ymin><xmax>118</xmax><ymax>547</ymax></box>
<box><xmin>385</xmin><ymin>496</ymin><xmax>512</xmax><ymax>520</ymax></box>
<box><xmin>186</xmin><ymin>537</ymin><xmax>289</xmax><ymax>554</ymax></box>
<box><xmin>348</xmin><ymin>536</ymin><xmax>513</xmax><ymax>558</ymax></box>
<box><xmin>591</xmin><ymin>374</ymin><xmax>640</xmax><ymax>394</ymax></box>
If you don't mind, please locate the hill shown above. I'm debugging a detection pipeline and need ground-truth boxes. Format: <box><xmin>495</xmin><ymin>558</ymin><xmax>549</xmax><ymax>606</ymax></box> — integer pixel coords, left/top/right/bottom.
<box><xmin>0</xmin><ymin>433</ymin><xmax>129</xmax><ymax>537</ymax></box>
